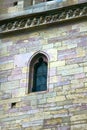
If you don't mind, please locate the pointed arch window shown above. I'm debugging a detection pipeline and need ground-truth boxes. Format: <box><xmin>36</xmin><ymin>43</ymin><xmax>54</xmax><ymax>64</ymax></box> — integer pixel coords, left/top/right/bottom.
<box><xmin>29</xmin><ymin>53</ymin><xmax>48</xmax><ymax>93</ymax></box>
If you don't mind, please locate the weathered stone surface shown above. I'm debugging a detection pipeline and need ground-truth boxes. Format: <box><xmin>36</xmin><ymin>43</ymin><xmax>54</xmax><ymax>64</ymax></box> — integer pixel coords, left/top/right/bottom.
<box><xmin>0</xmin><ymin>1</ymin><xmax>87</xmax><ymax>130</ymax></box>
<box><xmin>44</xmin><ymin>117</ymin><xmax>62</xmax><ymax>125</ymax></box>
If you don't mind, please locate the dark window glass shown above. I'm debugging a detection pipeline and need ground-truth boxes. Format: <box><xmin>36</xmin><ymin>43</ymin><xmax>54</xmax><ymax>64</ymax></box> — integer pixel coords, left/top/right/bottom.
<box><xmin>32</xmin><ymin>58</ymin><xmax>47</xmax><ymax>92</ymax></box>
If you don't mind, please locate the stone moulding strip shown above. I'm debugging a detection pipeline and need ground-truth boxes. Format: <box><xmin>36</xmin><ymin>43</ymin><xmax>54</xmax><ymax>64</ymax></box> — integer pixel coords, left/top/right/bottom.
<box><xmin>0</xmin><ymin>2</ymin><xmax>87</xmax><ymax>35</ymax></box>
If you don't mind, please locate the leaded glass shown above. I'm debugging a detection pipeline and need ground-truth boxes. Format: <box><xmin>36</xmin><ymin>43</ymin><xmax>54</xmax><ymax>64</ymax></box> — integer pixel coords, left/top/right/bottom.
<box><xmin>32</xmin><ymin>58</ymin><xmax>47</xmax><ymax>92</ymax></box>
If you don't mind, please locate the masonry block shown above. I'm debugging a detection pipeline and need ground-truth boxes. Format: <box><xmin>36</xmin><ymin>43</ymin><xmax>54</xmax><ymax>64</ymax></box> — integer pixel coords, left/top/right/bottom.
<box><xmin>0</xmin><ymin>1</ymin><xmax>87</xmax><ymax>129</ymax></box>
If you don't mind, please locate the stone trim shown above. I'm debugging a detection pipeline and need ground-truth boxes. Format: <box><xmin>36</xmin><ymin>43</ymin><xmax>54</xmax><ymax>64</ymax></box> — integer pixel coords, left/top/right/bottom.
<box><xmin>0</xmin><ymin>2</ymin><xmax>87</xmax><ymax>35</ymax></box>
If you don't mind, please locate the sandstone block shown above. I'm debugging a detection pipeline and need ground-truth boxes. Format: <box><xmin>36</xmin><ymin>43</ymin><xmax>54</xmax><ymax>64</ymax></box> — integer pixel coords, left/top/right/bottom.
<box><xmin>1</xmin><ymin>81</ymin><xmax>20</xmax><ymax>90</ymax></box>
<box><xmin>44</xmin><ymin>117</ymin><xmax>62</xmax><ymax>125</ymax></box>
<box><xmin>70</xmin><ymin>114</ymin><xmax>87</xmax><ymax>121</ymax></box>
<box><xmin>0</xmin><ymin>62</ymin><xmax>14</xmax><ymax>71</ymax></box>
<box><xmin>50</xmin><ymin>61</ymin><xmax>65</xmax><ymax>68</ymax></box>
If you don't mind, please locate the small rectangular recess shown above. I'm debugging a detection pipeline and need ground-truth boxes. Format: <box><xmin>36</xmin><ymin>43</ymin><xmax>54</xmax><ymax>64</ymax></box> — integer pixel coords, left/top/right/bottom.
<box><xmin>11</xmin><ymin>102</ymin><xmax>16</xmax><ymax>108</ymax></box>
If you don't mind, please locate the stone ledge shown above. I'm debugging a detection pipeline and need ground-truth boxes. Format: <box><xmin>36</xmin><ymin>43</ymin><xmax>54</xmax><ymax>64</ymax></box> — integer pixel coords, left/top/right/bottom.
<box><xmin>0</xmin><ymin>2</ymin><xmax>87</xmax><ymax>35</ymax></box>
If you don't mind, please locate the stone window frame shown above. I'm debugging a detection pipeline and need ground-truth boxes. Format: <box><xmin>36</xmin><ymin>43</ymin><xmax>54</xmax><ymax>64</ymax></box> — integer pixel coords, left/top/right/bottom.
<box><xmin>28</xmin><ymin>52</ymin><xmax>49</xmax><ymax>93</ymax></box>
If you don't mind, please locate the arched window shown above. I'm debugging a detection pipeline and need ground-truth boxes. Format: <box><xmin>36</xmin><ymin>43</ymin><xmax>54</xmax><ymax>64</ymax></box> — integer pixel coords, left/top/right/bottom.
<box><xmin>29</xmin><ymin>53</ymin><xmax>48</xmax><ymax>93</ymax></box>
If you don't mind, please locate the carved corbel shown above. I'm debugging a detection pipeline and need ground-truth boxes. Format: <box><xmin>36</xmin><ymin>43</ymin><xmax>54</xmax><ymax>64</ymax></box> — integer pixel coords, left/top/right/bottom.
<box><xmin>19</xmin><ymin>19</ymin><xmax>27</xmax><ymax>28</ymax></box>
<box><xmin>31</xmin><ymin>18</ymin><xmax>38</xmax><ymax>26</ymax></box>
<box><xmin>7</xmin><ymin>22</ymin><xmax>13</xmax><ymax>30</ymax></box>
<box><xmin>1</xmin><ymin>24</ymin><xmax>7</xmax><ymax>31</ymax></box>
<box><xmin>59</xmin><ymin>11</ymin><xmax>67</xmax><ymax>20</ymax></box>
<box><xmin>39</xmin><ymin>16</ymin><xmax>45</xmax><ymax>24</ymax></box>
<box><xmin>73</xmin><ymin>8</ymin><xmax>81</xmax><ymax>17</ymax></box>
<box><xmin>26</xmin><ymin>19</ymin><xmax>31</xmax><ymax>26</ymax></box>
<box><xmin>52</xmin><ymin>14</ymin><xmax>59</xmax><ymax>22</ymax></box>
<box><xmin>45</xmin><ymin>15</ymin><xmax>52</xmax><ymax>23</ymax></box>
<box><xmin>66</xmin><ymin>10</ymin><xmax>73</xmax><ymax>18</ymax></box>
<box><xmin>13</xmin><ymin>21</ymin><xmax>20</xmax><ymax>29</ymax></box>
<box><xmin>80</xmin><ymin>7</ymin><xmax>87</xmax><ymax>16</ymax></box>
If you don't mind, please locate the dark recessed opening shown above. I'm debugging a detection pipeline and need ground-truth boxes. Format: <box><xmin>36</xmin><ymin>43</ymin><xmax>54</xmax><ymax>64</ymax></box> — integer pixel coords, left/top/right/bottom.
<box><xmin>47</xmin><ymin>0</ymin><xmax>53</xmax><ymax>1</ymax></box>
<box><xmin>11</xmin><ymin>102</ymin><xmax>16</xmax><ymax>108</ymax></box>
<box><xmin>13</xmin><ymin>1</ymin><xmax>18</xmax><ymax>6</ymax></box>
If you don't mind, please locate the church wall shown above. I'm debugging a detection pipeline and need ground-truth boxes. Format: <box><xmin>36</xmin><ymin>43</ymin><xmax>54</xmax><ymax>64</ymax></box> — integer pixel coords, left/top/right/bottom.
<box><xmin>0</xmin><ymin>0</ymin><xmax>87</xmax><ymax>130</ymax></box>
<box><xmin>0</xmin><ymin>19</ymin><xmax>87</xmax><ymax>130</ymax></box>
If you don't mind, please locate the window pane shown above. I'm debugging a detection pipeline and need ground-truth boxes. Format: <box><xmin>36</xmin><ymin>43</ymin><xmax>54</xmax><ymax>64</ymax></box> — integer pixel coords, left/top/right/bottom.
<box><xmin>32</xmin><ymin>59</ymin><xmax>47</xmax><ymax>92</ymax></box>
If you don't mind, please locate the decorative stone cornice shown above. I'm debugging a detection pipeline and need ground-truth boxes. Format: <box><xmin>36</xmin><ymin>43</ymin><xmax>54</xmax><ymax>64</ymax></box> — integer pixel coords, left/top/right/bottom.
<box><xmin>0</xmin><ymin>2</ymin><xmax>87</xmax><ymax>35</ymax></box>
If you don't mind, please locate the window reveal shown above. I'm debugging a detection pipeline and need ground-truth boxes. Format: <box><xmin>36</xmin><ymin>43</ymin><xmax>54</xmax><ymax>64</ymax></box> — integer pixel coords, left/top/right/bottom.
<box><xmin>32</xmin><ymin>58</ymin><xmax>47</xmax><ymax>92</ymax></box>
<box><xmin>29</xmin><ymin>53</ymin><xmax>48</xmax><ymax>93</ymax></box>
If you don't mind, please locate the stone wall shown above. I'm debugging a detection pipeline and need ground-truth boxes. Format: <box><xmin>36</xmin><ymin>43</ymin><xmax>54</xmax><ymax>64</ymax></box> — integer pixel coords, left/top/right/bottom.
<box><xmin>0</xmin><ymin>18</ymin><xmax>87</xmax><ymax>130</ymax></box>
<box><xmin>0</xmin><ymin>1</ymin><xmax>87</xmax><ymax>130</ymax></box>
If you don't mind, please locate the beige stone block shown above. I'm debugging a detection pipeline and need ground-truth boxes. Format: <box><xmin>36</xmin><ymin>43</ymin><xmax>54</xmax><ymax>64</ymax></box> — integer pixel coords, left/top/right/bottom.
<box><xmin>31</xmin><ymin>113</ymin><xmax>44</xmax><ymax>121</ymax></box>
<box><xmin>1</xmin><ymin>80</ymin><xmax>20</xmax><ymax>90</ymax></box>
<box><xmin>73</xmin><ymin>97</ymin><xmax>87</xmax><ymax>104</ymax></box>
<box><xmin>0</xmin><ymin>113</ymin><xmax>8</xmax><ymax>119</ymax></box>
<box><xmin>76</xmin><ymin>48</ymin><xmax>85</xmax><ymax>57</ymax></box>
<box><xmin>70</xmin><ymin>114</ymin><xmax>87</xmax><ymax>121</ymax></box>
<box><xmin>50</xmin><ymin>109</ymin><xmax>67</xmax><ymax>115</ymax></box>
<box><xmin>45</xmin><ymin>117</ymin><xmax>62</xmax><ymax>125</ymax></box>
<box><xmin>3</xmin><ymin>102</ymin><xmax>12</xmax><ymax>110</ymax></box>
<box><xmin>54</xmin><ymin>42</ymin><xmax>62</xmax><ymax>48</ymax></box>
<box><xmin>66</xmin><ymin>93</ymin><xmax>85</xmax><ymax>100</ymax></box>
<box><xmin>76</xmin><ymin>87</ymin><xmax>87</xmax><ymax>93</ymax></box>
<box><xmin>0</xmin><ymin>52</ymin><xmax>10</xmax><ymax>57</ymax></box>
<box><xmin>22</xmin><ymin>67</ymin><xmax>28</xmax><ymax>73</ymax></box>
<box><xmin>28</xmin><ymin>32</ymin><xmax>40</xmax><ymax>38</ymax></box>
<box><xmin>79</xmin><ymin>62</ymin><xmax>87</xmax><ymax>67</ymax></box>
<box><xmin>57</xmin><ymin>64</ymin><xmax>78</xmax><ymax>71</ymax></box>
<box><xmin>0</xmin><ymin>41</ymin><xmax>13</xmax><ymax>48</ymax></box>
<box><xmin>58</xmin><ymin>67</ymin><xmax>83</xmax><ymax>76</ymax></box>
<box><xmin>67</xmin><ymin>44</ymin><xmax>77</xmax><ymax>49</ymax></box>
<box><xmin>57</xmin><ymin>46</ymin><xmax>68</xmax><ymax>51</ymax></box>
<box><xmin>18</xmin><ymin>1</ymin><xmax>24</xmax><ymax>11</ymax></box>
<box><xmin>0</xmin><ymin>97</ymin><xmax>21</xmax><ymax>104</ymax></box>
<box><xmin>42</xmin><ymin>44</ymin><xmax>53</xmax><ymax>49</ymax></box>
<box><xmin>56</xmin><ymin>91</ymin><xmax>65</xmax><ymax>96</ymax></box>
<box><xmin>50</xmin><ymin>61</ymin><xmax>65</xmax><ymax>68</ymax></box>
<box><xmin>8</xmin><ymin>7</ymin><xmax>18</xmax><ymax>13</ymax></box>
<box><xmin>49</xmin><ymin>76</ymin><xmax>58</xmax><ymax>83</ymax></box>
<box><xmin>44</xmin><ymin>112</ymin><xmax>51</xmax><ymax>117</ymax></box>
<box><xmin>42</xmin><ymin>28</ymin><xmax>58</xmax><ymax>39</ymax></box>
<box><xmin>41</xmin><ymin>39</ymin><xmax>48</xmax><ymax>45</ymax></box>
<box><xmin>0</xmin><ymin>47</ymin><xmax>7</xmax><ymax>56</ymax></box>
<box><xmin>20</xmin><ymin>78</ymin><xmax>27</xmax><ymax>84</ymax></box>
<box><xmin>80</xmin><ymin>26</ymin><xmax>87</xmax><ymax>32</ymax></box>
<box><xmin>43</xmin><ymin>128</ymin><xmax>52</xmax><ymax>130</ymax></box>
<box><xmin>12</xmin><ymin>88</ymin><xmax>25</xmax><ymax>98</ymax></box>
<box><xmin>54</xmin><ymin>86</ymin><xmax>63</xmax><ymax>92</ymax></box>
<box><xmin>71</xmin><ymin>124</ymin><xmax>87</xmax><ymax>130</ymax></box>
<box><xmin>85</xmin><ymin>83</ymin><xmax>87</xmax><ymax>87</ymax></box>
<box><xmin>0</xmin><ymin>62</ymin><xmax>14</xmax><ymax>71</ymax></box>
<box><xmin>47</xmin><ymin>97</ymin><xmax>56</xmax><ymax>103</ymax></box>
<box><xmin>55</xmin><ymin>96</ymin><xmax>66</xmax><ymax>102</ymax></box>
<box><xmin>19</xmin><ymin>48</ymin><xmax>26</xmax><ymax>53</ymax></box>
<box><xmin>84</xmin><ymin>67</ymin><xmax>87</xmax><ymax>72</ymax></box>
<box><xmin>25</xmin><ymin>126</ymin><xmax>42</xmax><ymax>130</ymax></box>
<box><xmin>47</xmin><ymin>96</ymin><xmax>65</xmax><ymax>103</ymax></box>
<box><xmin>46</xmin><ymin>49</ymin><xmax>57</xmax><ymax>61</ymax></box>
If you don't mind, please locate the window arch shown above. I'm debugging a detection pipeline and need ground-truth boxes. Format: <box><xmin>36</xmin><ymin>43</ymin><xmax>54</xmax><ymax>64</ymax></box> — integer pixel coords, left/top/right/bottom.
<box><xmin>28</xmin><ymin>53</ymin><xmax>48</xmax><ymax>93</ymax></box>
